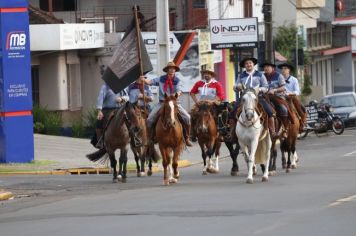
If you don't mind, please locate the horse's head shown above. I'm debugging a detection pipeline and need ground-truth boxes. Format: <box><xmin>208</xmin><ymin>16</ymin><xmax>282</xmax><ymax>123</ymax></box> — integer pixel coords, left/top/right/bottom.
<box><xmin>162</xmin><ymin>93</ymin><xmax>179</xmax><ymax>128</ymax></box>
<box><xmin>124</xmin><ymin>102</ymin><xmax>141</xmax><ymax>134</ymax></box>
<box><xmin>195</xmin><ymin>101</ymin><xmax>216</xmax><ymax>133</ymax></box>
<box><xmin>241</xmin><ymin>89</ymin><xmax>258</xmax><ymax>121</ymax></box>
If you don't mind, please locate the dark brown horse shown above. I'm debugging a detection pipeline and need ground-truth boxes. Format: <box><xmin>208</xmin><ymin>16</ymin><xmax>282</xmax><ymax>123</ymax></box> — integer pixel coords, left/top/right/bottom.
<box><xmin>156</xmin><ymin>93</ymin><xmax>184</xmax><ymax>186</ymax></box>
<box><xmin>193</xmin><ymin>101</ymin><xmax>221</xmax><ymax>175</ymax></box>
<box><xmin>86</xmin><ymin>102</ymin><xmax>140</xmax><ymax>182</ymax></box>
<box><xmin>129</xmin><ymin>103</ymin><xmax>160</xmax><ymax>177</ymax></box>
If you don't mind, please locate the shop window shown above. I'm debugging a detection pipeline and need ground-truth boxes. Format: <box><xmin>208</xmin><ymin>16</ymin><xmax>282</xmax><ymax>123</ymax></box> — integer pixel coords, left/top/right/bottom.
<box><xmin>40</xmin><ymin>0</ymin><xmax>76</xmax><ymax>12</ymax></box>
<box><xmin>192</xmin><ymin>0</ymin><xmax>206</xmax><ymax>8</ymax></box>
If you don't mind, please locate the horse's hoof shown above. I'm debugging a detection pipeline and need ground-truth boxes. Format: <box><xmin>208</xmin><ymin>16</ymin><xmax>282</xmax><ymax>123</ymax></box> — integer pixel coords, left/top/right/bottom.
<box><xmin>269</xmin><ymin>171</ymin><xmax>277</xmax><ymax>176</ymax></box>
<box><xmin>147</xmin><ymin>170</ymin><xmax>153</xmax><ymax>176</ymax></box>
<box><xmin>246</xmin><ymin>178</ymin><xmax>254</xmax><ymax>184</ymax></box>
<box><xmin>112</xmin><ymin>178</ymin><xmax>118</xmax><ymax>183</ymax></box>
<box><xmin>291</xmin><ymin>164</ymin><xmax>297</xmax><ymax>169</ymax></box>
<box><xmin>286</xmin><ymin>168</ymin><xmax>290</xmax><ymax>173</ymax></box>
<box><xmin>169</xmin><ymin>178</ymin><xmax>178</xmax><ymax>184</ymax></box>
<box><xmin>140</xmin><ymin>172</ymin><xmax>146</xmax><ymax>177</ymax></box>
<box><xmin>209</xmin><ymin>168</ymin><xmax>218</xmax><ymax>174</ymax></box>
<box><xmin>163</xmin><ymin>180</ymin><xmax>170</xmax><ymax>186</ymax></box>
<box><xmin>202</xmin><ymin>170</ymin><xmax>207</xmax><ymax>175</ymax></box>
<box><xmin>174</xmin><ymin>174</ymin><xmax>180</xmax><ymax>179</ymax></box>
<box><xmin>117</xmin><ymin>175</ymin><xmax>122</xmax><ymax>181</ymax></box>
<box><xmin>231</xmin><ymin>171</ymin><xmax>239</xmax><ymax>176</ymax></box>
<box><xmin>262</xmin><ymin>176</ymin><xmax>269</xmax><ymax>182</ymax></box>
<box><xmin>282</xmin><ymin>164</ymin><xmax>287</xmax><ymax>169</ymax></box>
<box><xmin>121</xmin><ymin>178</ymin><xmax>127</xmax><ymax>183</ymax></box>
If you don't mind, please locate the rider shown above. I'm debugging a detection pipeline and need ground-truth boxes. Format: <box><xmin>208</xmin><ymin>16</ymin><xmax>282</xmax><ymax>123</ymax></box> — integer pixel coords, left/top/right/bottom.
<box><xmin>128</xmin><ymin>77</ymin><xmax>154</xmax><ymax>112</ymax></box>
<box><xmin>190</xmin><ymin>66</ymin><xmax>225</xmax><ymax>141</ymax></box>
<box><xmin>94</xmin><ymin>82</ymin><xmax>129</xmax><ymax>149</ymax></box>
<box><xmin>232</xmin><ymin>57</ymin><xmax>278</xmax><ymax>139</ymax></box>
<box><xmin>140</xmin><ymin>61</ymin><xmax>193</xmax><ymax>147</ymax></box>
<box><xmin>277</xmin><ymin>62</ymin><xmax>307</xmax><ymax>132</ymax></box>
<box><xmin>262</xmin><ymin>61</ymin><xmax>290</xmax><ymax>137</ymax></box>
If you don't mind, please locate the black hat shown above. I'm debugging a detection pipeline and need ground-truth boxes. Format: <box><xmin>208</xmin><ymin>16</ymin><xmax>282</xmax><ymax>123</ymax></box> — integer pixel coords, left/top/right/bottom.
<box><xmin>239</xmin><ymin>57</ymin><xmax>258</xmax><ymax>68</ymax></box>
<box><xmin>277</xmin><ymin>63</ymin><xmax>294</xmax><ymax>71</ymax></box>
<box><xmin>261</xmin><ymin>61</ymin><xmax>276</xmax><ymax>68</ymax></box>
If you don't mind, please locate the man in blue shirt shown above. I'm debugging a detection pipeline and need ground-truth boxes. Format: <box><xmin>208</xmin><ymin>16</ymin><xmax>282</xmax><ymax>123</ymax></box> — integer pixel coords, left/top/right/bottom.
<box><xmin>278</xmin><ymin>63</ymin><xmax>307</xmax><ymax>132</ymax></box>
<box><xmin>141</xmin><ymin>61</ymin><xmax>192</xmax><ymax>146</ymax></box>
<box><xmin>128</xmin><ymin>77</ymin><xmax>154</xmax><ymax>112</ymax></box>
<box><xmin>263</xmin><ymin>61</ymin><xmax>290</xmax><ymax>137</ymax></box>
<box><xmin>94</xmin><ymin>83</ymin><xmax>129</xmax><ymax>148</ymax></box>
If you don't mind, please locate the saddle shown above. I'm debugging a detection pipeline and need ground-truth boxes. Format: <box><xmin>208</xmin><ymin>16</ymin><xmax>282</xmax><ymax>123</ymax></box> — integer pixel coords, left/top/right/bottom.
<box><xmin>267</xmin><ymin>94</ymin><xmax>294</xmax><ymax>124</ymax></box>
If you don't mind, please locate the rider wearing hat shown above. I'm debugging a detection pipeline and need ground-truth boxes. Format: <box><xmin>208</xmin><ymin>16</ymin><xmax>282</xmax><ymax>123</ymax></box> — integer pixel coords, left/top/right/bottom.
<box><xmin>189</xmin><ymin>66</ymin><xmax>225</xmax><ymax>141</ymax></box>
<box><xmin>263</xmin><ymin>61</ymin><xmax>290</xmax><ymax>137</ymax></box>
<box><xmin>140</xmin><ymin>61</ymin><xmax>193</xmax><ymax>146</ymax></box>
<box><xmin>278</xmin><ymin>62</ymin><xmax>307</xmax><ymax>132</ymax></box>
<box><xmin>128</xmin><ymin>76</ymin><xmax>154</xmax><ymax>112</ymax></box>
<box><xmin>232</xmin><ymin>57</ymin><xmax>278</xmax><ymax>139</ymax></box>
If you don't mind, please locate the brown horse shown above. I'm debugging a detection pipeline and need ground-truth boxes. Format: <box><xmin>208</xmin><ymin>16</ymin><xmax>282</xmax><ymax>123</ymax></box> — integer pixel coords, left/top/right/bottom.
<box><xmin>156</xmin><ymin>93</ymin><xmax>184</xmax><ymax>186</ymax></box>
<box><xmin>86</xmin><ymin>102</ymin><xmax>140</xmax><ymax>182</ymax></box>
<box><xmin>280</xmin><ymin>97</ymin><xmax>300</xmax><ymax>172</ymax></box>
<box><xmin>129</xmin><ymin>103</ymin><xmax>160</xmax><ymax>177</ymax></box>
<box><xmin>193</xmin><ymin>101</ymin><xmax>221</xmax><ymax>175</ymax></box>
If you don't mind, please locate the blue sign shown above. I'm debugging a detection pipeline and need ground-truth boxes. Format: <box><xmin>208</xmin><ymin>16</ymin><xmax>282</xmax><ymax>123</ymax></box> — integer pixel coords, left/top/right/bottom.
<box><xmin>0</xmin><ymin>0</ymin><xmax>34</xmax><ymax>163</ymax></box>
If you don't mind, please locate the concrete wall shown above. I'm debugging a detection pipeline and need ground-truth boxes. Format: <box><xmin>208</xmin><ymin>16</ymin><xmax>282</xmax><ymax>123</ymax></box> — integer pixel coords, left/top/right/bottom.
<box><xmin>39</xmin><ymin>52</ymin><xmax>68</xmax><ymax>110</ymax></box>
<box><xmin>334</xmin><ymin>52</ymin><xmax>353</xmax><ymax>93</ymax></box>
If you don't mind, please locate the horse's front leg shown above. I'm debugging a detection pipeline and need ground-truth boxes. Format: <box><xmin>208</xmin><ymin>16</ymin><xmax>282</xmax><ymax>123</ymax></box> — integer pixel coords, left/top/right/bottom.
<box><xmin>262</xmin><ymin>138</ymin><xmax>272</xmax><ymax>182</ymax></box>
<box><xmin>291</xmin><ymin>150</ymin><xmax>298</xmax><ymax>169</ymax></box>
<box><xmin>246</xmin><ymin>141</ymin><xmax>258</xmax><ymax>184</ymax></box>
<box><xmin>172</xmin><ymin>147</ymin><xmax>180</xmax><ymax>182</ymax></box>
<box><xmin>118</xmin><ymin>148</ymin><xmax>128</xmax><ymax>182</ymax></box>
<box><xmin>199</xmin><ymin>141</ymin><xmax>208</xmax><ymax>175</ymax></box>
<box><xmin>225</xmin><ymin>141</ymin><xmax>239</xmax><ymax>176</ymax></box>
<box><xmin>109</xmin><ymin>153</ymin><xmax>117</xmax><ymax>183</ymax></box>
<box><xmin>139</xmin><ymin>148</ymin><xmax>146</xmax><ymax>176</ymax></box>
<box><xmin>159</xmin><ymin>145</ymin><xmax>169</xmax><ymax>186</ymax></box>
<box><xmin>133</xmin><ymin>149</ymin><xmax>141</xmax><ymax>177</ymax></box>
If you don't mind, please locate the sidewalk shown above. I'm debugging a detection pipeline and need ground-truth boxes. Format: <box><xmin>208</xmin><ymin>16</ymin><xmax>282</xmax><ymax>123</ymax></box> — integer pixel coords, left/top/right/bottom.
<box><xmin>0</xmin><ymin>134</ymin><xmax>231</xmax><ymax>174</ymax></box>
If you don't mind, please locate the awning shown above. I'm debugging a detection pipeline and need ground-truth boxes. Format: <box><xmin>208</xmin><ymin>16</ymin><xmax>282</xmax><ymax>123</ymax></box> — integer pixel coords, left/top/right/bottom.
<box><xmin>320</xmin><ymin>46</ymin><xmax>351</xmax><ymax>56</ymax></box>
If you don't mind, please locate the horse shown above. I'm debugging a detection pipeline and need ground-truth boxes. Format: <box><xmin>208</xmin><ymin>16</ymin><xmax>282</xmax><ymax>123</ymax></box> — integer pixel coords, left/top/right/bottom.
<box><xmin>280</xmin><ymin>97</ymin><xmax>300</xmax><ymax>172</ymax></box>
<box><xmin>193</xmin><ymin>101</ymin><xmax>221</xmax><ymax>175</ymax></box>
<box><xmin>86</xmin><ymin>102</ymin><xmax>140</xmax><ymax>182</ymax></box>
<box><xmin>156</xmin><ymin>93</ymin><xmax>184</xmax><ymax>186</ymax></box>
<box><xmin>128</xmin><ymin>103</ymin><xmax>155</xmax><ymax>177</ymax></box>
<box><xmin>235</xmin><ymin>88</ymin><xmax>272</xmax><ymax>183</ymax></box>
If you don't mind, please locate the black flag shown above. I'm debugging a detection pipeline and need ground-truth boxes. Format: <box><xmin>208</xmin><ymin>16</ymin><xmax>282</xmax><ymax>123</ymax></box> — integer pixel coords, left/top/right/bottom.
<box><xmin>102</xmin><ymin>22</ymin><xmax>152</xmax><ymax>93</ymax></box>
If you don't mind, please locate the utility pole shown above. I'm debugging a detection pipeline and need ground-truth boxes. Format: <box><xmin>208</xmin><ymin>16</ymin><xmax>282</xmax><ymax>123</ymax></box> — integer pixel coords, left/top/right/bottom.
<box><xmin>156</xmin><ymin>0</ymin><xmax>170</xmax><ymax>75</ymax></box>
<box><xmin>264</xmin><ymin>0</ymin><xmax>273</xmax><ymax>62</ymax></box>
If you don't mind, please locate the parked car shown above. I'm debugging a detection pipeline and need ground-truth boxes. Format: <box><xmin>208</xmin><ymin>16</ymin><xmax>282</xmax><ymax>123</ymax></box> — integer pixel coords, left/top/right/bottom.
<box><xmin>320</xmin><ymin>92</ymin><xmax>356</xmax><ymax>127</ymax></box>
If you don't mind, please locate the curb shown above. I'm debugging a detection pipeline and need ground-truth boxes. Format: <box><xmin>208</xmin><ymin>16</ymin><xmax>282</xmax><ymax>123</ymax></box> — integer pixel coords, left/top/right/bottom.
<box><xmin>0</xmin><ymin>160</ymin><xmax>193</xmax><ymax>176</ymax></box>
<box><xmin>0</xmin><ymin>191</ymin><xmax>13</xmax><ymax>201</ymax></box>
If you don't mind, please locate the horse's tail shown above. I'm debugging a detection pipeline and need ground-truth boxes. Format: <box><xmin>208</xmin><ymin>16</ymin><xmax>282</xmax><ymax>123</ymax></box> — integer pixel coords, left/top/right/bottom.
<box><xmin>146</xmin><ymin>145</ymin><xmax>161</xmax><ymax>163</ymax></box>
<box><xmin>86</xmin><ymin>148</ymin><xmax>107</xmax><ymax>162</ymax></box>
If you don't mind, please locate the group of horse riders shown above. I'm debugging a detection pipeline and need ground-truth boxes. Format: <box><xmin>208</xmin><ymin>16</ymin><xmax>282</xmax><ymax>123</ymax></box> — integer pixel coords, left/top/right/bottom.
<box><xmin>93</xmin><ymin>57</ymin><xmax>306</xmax><ymax>149</ymax></box>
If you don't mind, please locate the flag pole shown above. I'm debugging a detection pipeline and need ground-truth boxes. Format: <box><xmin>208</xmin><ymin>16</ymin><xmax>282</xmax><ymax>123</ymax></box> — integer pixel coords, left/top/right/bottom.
<box><xmin>133</xmin><ymin>5</ymin><xmax>147</xmax><ymax>113</ymax></box>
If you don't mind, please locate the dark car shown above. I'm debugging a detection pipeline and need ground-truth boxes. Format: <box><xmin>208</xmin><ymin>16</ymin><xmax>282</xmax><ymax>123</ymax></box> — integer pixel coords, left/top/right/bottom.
<box><xmin>320</xmin><ymin>92</ymin><xmax>356</xmax><ymax>127</ymax></box>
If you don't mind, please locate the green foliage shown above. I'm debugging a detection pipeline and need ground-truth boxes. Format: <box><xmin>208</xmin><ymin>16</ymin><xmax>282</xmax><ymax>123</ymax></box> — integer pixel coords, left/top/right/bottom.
<box><xmin>302</xmin><ymin>74</ymin><xmax>312</xmax><ymax>96</ymax></box>
<box><xmin>84</xmin><ymin>107</ymin><xmax>98</xmax><ymax>128</ymax></box>
<box><xmin>32</xmin><ymin>104</ymin><xmax>62</xmax><ymax>135</ymax></box>
<box><xmin>274</xmin><ymin>25</ymin><xmax>306</xmax><ymax>63</ymax></box>
<box><xmin>72</xmin><ymin>119</ymin><xmax>85</xmax><ymax>138</ymax></box>
<box><xmin>45</xmin><ymin>112</ymin><xmax>63</xmax><ymax>135</ymax></box>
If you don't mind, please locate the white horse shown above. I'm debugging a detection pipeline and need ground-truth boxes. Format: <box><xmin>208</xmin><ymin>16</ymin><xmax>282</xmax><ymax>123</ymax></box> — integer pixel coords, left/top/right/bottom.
<box><xmin>236</xmin><ymin>89</ymin><xmax>272</xmax><ymax>184</ymax></box>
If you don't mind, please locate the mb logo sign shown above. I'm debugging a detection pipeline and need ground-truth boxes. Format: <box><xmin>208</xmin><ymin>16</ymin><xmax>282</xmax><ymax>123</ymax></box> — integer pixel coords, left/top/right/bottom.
<box><xmin>6</xmin><ymin>31</ymin><xmax>26</xmax><ymax>50</ymax></box>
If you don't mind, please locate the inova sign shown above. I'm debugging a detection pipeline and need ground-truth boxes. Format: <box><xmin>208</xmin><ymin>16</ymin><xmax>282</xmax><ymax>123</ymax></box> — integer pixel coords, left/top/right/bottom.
<box><xmin>210</xmin><ymin>18</ymin><xmax>258</xmax><ymax>49</ymax></box>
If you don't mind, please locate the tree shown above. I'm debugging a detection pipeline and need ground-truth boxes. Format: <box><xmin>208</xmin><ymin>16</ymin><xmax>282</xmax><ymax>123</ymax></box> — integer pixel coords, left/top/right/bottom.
<box><xmin>274</xmin><ymin>25</ymin><xmax>305</xmax><ymax>63</ymax></box>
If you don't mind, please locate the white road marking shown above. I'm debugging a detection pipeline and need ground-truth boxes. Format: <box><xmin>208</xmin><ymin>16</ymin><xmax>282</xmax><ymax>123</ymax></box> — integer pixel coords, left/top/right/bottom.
<box><xmin>328</xmin><ymin>194</ymin><xmax>356</xmax><ymax>207</ymax></box>
<box><xmin>343</xmin><ymin>150</ymin><xmax>356</xmax><ymax>157</ymax></box>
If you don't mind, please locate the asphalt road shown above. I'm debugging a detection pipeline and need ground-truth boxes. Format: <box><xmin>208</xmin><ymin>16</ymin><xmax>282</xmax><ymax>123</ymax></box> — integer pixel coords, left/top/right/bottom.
<box><xmin>1</xmin><ymin>130</ymin><xmax>356</xmax><ymax>236</ymax></box>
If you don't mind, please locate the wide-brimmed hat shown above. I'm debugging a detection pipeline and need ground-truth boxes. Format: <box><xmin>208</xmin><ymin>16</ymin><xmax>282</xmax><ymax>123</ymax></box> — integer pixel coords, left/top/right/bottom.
<box><xmin>163</xmin><ymin>61</ymin><xmax>180</xmax><ymax>72</ymax></box>
<box><xmin>239</xmin><ymin>57</ymin><xmax>258</xmax><ymax>68</ymax></box>
<box><xmin>201</xmin><ymin>69</ymin><xmax>216</xmax><ymax>77</ymax></box>
<box><xmin>277</xmin><ymin>63</ymin><xmax>294</xmax><ymax>71</ymax></box>
<box><xmin>261</xmin><ymin>61</ymin><xmax>276</xmax><ymax>68</ymax></box>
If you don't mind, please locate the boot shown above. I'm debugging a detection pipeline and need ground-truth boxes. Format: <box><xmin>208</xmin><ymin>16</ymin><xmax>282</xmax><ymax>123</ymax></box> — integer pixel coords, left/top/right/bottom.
<box><xmin>281</xmin><ymin>116</ymin><xmax>289</xmax><ymax>138</ymax></box>
<box><xmin>95</xmin><ymin>128</ymin><xmax>104</xmax><ymax>149</ymax></box>
<box><xmin>183</xmin><ymin>123</ymin><xmax>193</xmax><ymax>147</ymax></box>
<box><xmin>268</xmin><ymin>117</ymin><xmax>278</xmax><ymax>139</ymax></box>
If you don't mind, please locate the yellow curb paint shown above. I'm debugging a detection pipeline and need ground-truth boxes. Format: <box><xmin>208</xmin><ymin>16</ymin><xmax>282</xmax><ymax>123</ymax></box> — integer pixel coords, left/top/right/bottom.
<box><xmin>0</xmin><ymin>191</ymin><xmax>13</xmax><ymax>201</ymax></box>
<box><xmin>0</xmin><ymin>160</ymin><xmax>192</xmax><ymax>176</ymax></box>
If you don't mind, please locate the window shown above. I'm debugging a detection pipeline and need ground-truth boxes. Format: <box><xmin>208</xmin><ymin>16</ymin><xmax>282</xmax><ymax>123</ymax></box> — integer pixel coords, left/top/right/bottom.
<box><xmin>244</xmin><ymin>0</ymin><xmax>253</xmax><ymax>17</ymax></box>
<box><xmin>40</xmin><ymin>0</ymin><xmax>76</xmax><ymax>12</ymax></box>
<box><xmin>192</xmin><ymin>0</ymin><xmax>206</xmax><ymax>8</ymax></box>
<box><xmin>31</xmin><ymin>66</ymin><xmax>40</xmax><ymax>105</ymax></box>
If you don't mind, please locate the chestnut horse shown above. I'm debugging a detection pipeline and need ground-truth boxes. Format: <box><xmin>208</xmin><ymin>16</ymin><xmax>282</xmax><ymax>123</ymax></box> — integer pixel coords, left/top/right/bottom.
<box><xmin>156</xmin><ymin>93</ymin><xmax>184</xmax><ymax>186</ymax></box>
<box><xmin>280</xmin><ymin>97</ymin><xmax>300</xmax><ymax>172</ymax></box>
<box><xmin>193</xmin><ymin>101</ymin><xmax>221</xmax><ymax>175</ymax></box>
<box><xmin>86</xmin><ymin>102</ymin><xmax>140</xmax><ymax>182</ymax></box>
